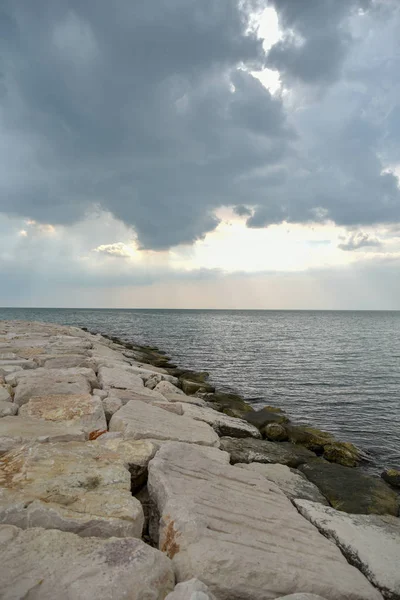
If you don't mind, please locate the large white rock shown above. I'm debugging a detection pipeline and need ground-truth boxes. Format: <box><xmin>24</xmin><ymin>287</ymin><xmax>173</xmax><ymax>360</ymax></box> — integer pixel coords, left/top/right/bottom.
<box><xmin>0</xmin><ymin>416</ymin><xmax>85</xmax><ymax>452</ymax></box>
<box><xmin>41</xmin><ymin>354</ymin><xmax>98</xmax><ymax>370</ymax></box>
<box><xmin>154</xmin><ymin>380</ymin><xmax>184</xmax><ymax>396</ymax></box>
<box><xmin>0</xmin><ymin>400</ymin><xmax>18</xmax><ymax>417</ymax></box>
<box><xmin>0</xmin><ymin>384</ymin><xmax>13</xmax><ymax>403</ymax></box>
<box><xmin>148</xmin><ymin>442</ymin><xmax>382</xmax><ymax>600</ymax></box>
<box><xmin>165</xmin><ymin>578</ymin><xmax>217</xmax><ymax>600</ymax></box>
<box><xmin>0</xmin><ymin>524</ymin><xmax>175</xmax><ymax>600</ymax></box>
<box><xmin>98</xmin><ymin>365</ymin><xmax>145</xmax><ymax>391</ymax></box>
<box><xmin>182</xmin><ymin>404</ymin><xmax>261</xmax><ymax>438</ymax></box>
<box><xmin>0</xmin><ymin>441</ymin><xmax>144</xmax><ymax>538</ymax></box>
<box><xmin>110</xmin><ymin>400</ymin><xmax>220</xmax><ymax>447</ymax></box>
<box><xmin>164</xmin><ymin>392</ymin><xmax>208</xmax><ymax>407</ymax></box>
<box><xmin>12</xmin><ymin>371</ymin><xmax>93</xmax><ymax>406</ymax></box>
<box><xmin>295</xmin><ymin>500</ymin><xmax>400</xmax><ymax>600</ymax></box>
<box><xmin>19</xmin><ymin>394</ymin><xmax>107</xmax><ymax>435</ymax></box>
<box><xmin>237</xmin><ymin>463</ymin><xmax>329</xmax><ymax>504</ymax></box>
<box><xmin>8</xmin><ymin>366</ymin><xmax>97</xmax><ymax>387</ymax></box>
<box><xmin>108</xmin><ymin>386</ymin><xmax>166</xmax><ymax>404</ymax></box>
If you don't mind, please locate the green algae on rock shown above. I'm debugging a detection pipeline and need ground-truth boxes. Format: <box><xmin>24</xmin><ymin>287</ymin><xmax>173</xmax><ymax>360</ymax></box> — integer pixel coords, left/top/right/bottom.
<box><xmin>263</xmin><ymin>422</ymin><xmax>289</xmax><ymax>441</ymax></box>
<box><xmin>381</xmin><ymin>468</ymin><xmax>400</xmax><ymax>489</ymax></box>
<box><xmin>322</xmin><ymin>441</ymin><xmax>361</xmax><ymax>468</ymax></box>
<box><xmin>299</xmin><ymin>459</ymin><xmax>399</xmax><ymax>516</ymax></box>
<box><xmin>243</xmin><ymin>406</ymin><xmax>289</xmax><ymax>430</ymax></box>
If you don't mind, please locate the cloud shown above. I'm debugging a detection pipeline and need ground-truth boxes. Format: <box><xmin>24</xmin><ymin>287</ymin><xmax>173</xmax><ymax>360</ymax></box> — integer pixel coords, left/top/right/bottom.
<box><xmin>338</xmin><ymin>231</ymin><xmax>382</xmax><ymax>251</ymax></box>
<box><xmin>0</xmin><ymin>0</ymin><xmax>399</xmax><ymax>261</ymax></box>
<box><xmin>93</xmin><ymin>243</ymin><xmax>134</xmax><ymax>258</ymax></box>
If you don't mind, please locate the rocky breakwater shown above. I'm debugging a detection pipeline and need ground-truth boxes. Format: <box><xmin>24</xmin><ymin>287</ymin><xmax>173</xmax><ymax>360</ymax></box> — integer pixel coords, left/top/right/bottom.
<box><xmin>0</xmin><ymin>320</ymin><xmax>397</xmax><ymax>600</ymax></box>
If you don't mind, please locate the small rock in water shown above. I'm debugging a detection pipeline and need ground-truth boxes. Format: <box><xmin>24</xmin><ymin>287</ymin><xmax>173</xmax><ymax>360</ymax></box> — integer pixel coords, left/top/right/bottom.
<box><xmin>381</xmin><ymin>468</ymin><xmax>400</xmax><ymax>489</ymax></box>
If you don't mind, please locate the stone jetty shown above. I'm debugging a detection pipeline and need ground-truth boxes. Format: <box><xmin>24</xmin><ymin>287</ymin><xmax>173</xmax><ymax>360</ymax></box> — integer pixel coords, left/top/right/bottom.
<box><xmin>0</xmin><ymin>320</ymin><xmax>398</xmax><ymax>600</ymax></box>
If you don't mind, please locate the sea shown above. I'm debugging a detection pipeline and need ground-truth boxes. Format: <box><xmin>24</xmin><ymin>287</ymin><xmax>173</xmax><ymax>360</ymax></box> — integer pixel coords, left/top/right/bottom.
<box><xmin>1</xmin><ymin>307</ymin><xmax>399</xmax><ymax>474</ymax></box>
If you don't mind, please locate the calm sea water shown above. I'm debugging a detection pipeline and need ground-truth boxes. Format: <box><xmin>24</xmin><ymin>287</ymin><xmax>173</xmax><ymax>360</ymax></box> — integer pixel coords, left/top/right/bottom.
<box><xmin>1</xmin><ymin>307</ymin><xmax>399</xmax><ymax>473</ymax></box>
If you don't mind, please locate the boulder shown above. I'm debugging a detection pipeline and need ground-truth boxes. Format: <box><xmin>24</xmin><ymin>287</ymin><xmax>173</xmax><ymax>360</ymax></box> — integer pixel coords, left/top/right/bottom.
<box><xmin>154</xmin><ymin>380</ymin><xmax>184</xmax><ymax>396</ymax></box>
<box><xmin>264</xmin><ymin>423</ymin><xmax>289</xmax><ymax>441</ymax></box>
<box><xmin>110</xmin><ymin>400</ymin><xmax>220</xmax><ymax>447</ymax></box>
<box><xmin>0</xmin><ymin>416</ymin><xmax>85</xmax><ymax>452</ymax></box>
<box><xmin>204</xmin><ymin>392</ymin><xmax>254</xmax><ymax>418</ymax></box>
<box><xmin>153</xmin><ymin>401</ymin><xmax>184</xmax><ymax>415</ymax></box>
<box><xmin>0</xmin><ymin>385</ymin><xmax>12</xmax><ymax>403</ymax></box>
<box><xmin>181</xmin><ymin>379</ymin><xmax>214</xmax><ymax>395</ymax></box>
<box><xmin>167</xmin><ymin>393</ymin><xmax>207</xmax><ymax>407</ymax></box>
<box><xmin>381</xmin><ymin>469</ymin><xmax>400</xmax><ymax>489</ymax></box>
<box><xmin>94</xmin><ymin>437</ymin><xmax>157</xmax><ymax>492</ymax></box>
<box><xmin>322</xmin><ymin>442</ymin><xmax>361</xmax><ymax>467</ymax></box>
<box><xmin>0</xmin><ymin>524</ymin><xmax>175</xmax><ymax>600</ymax></box>
<box><xmin>108</xmin><ymin>386</ymin><xmax>166</xmax><ymax>404</ymax></box>
<box><xmin>237</xmin><ymin>463</ymin><xmax>329</xmax><ymax>504</ymax></box>
<box><xmin>98</xmin><ymin>366</ymin><xmax>144</xmax><ymax>391</ymax></box>
<box><xmin>102</xmin><ymin>396</ymin><xmax>123</xmax><ymax>422</ymax></box>
<box><xmin>0</xmin><ymin>400</ymin><xmax>18</xmax><ymax>417</ymax></box>
<box><xmin>0</xmin><ymin>441</ymin><xmax>144</xmax><ymax>538</ymax></box>
<box><xmin>182</xmin><ymin>404</ymin><xmax>261</xmax><ymax>439</ymax></box>
<box><xmin>296</xmin><ymin>500</ymin><xmax>400</xmax><ymax>600</ymax></box>
<box><xmin>145</xmin><ymin>373</ymin><xmax>164</xmax><ymax>389</ymax></box>
<box><xmin>165</xmin><ymin>578</ymin><xmax>217</xmax><ymax>600</ymax></box>
<box><xmin>12</xmin><ymin>372</ymin><xmax>93</xmax><ymax>407</ymax></box>
<box><xmin>243</xmin><ymin>407</ymin><xmax>289</xmax><ymax>430</ymax></box>
<box><xmin>7</xmin><ymin>366</ymin><xmax>97</xmax><ymax>387</ymax></box>
<box><xmin>19</xmin><ymin>394</ymin><xmax>107</xmax><ymax>435</ymax></box>
<box><xmin>220</xmin><ymin>436</ymin><xmax>316</xmax><ymax>467</ymax></box>
<box><xmin>286</xmin><ymin>425</ymin><xmax>335</xmax><ymax>453</ymax></box>
<box><xmin>0</xmin><ymin>358</ymin><xmax>36</xmax><ymax>370</ymax></box>
<box><xmin>42</xmin><ymin>354</ymin><xmax>97</xmax><ymax>370</ymax></box>
<box><xmin>129</xmin><ymin>367</ymin><xmax>178</xmax><ymax>386</ymax></box>
<box><xmin>148</xmin><ymin>442</ymin><xmax>381</xmax><ymax>600</ymax></box>
<box><xmin>299</xmin><ymin>460</ymin><xmax>399</xmax><ymax>516</ymax></box>
<box><xmin>93</xmin><ymin>388</ymin><xmax>108</xmax><ymax>399</ymax></box>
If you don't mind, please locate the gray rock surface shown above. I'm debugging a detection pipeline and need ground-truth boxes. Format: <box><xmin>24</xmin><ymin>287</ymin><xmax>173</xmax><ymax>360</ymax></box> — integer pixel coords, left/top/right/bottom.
<box><xmin>12</xmin><ymin>371</ymin><xmax>93</xmax><ymax>406</ymax></box>
<box><xmin>165</xmin><ymin>578</ymin><xmax>217</xmax><ymax>600</ymax></box>
<box><xmin>295</xmin><ymin>500</ymin><xmax>400</xmax><ymax>600</ymax></box>
<box><xmin>98</xmin><ymin>365</ymin><xmax>144</xmax><ymax>391</ymax></box>
<box><xmin>148</xmin><ymin>442</ymin><xmax>382</xmax><ymax>600</ymax></box>
<box><xmin>0</xmin><ymin>400</ymin><xmax>18</xmax><ymax>417</ymax></box>
<box><xmin>0</xmin><ymin>442</ymin><xmax>144</xmax><ymax>538</ymax></box>
<box><xmin>19</xmin><ymin>393</ymin><xmax>107</xmax><ymax>435</ymax></box>
<box><xmin>182</xmin><ymin>404</ymin><xmax>262</xmax><ymax>438</ymax></box>
<box><xmin>0</xmin><ymin>416</ymin><xmax>85</xmax><ymax>452</ymax></box>
<box><xmin>237</xmin><ymin>463</ymin><xmax>329</xmax><ymax>504</ymax></box>
<box><xmin>102</xmin><ymin>396</ymin><xmax>123</xmax><ymax>421</ymax></box>
<box><xmin>0</xmin><ymin>524</ymin><xmax>175</xmax><ymax>600</ymax></box>
<box><xmin>220</xmin><ymin>436</ymin><xmax>316</xmax><ymax>467</ymax></box>
<box><xmin>0</xmin><ymin>384</ymin><xmax>12</xmax><ymax>403</ymax></box>
<box><xmin>110</xmin><ymin>400</ymin><xmax>220</xmax><ymax>447</ymax></box>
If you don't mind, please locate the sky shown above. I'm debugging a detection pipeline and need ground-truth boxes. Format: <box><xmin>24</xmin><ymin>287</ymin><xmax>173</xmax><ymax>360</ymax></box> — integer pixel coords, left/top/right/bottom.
<box><xmin>1</xmin><ymin>0</ymin><xmax>400</xmax><ymax>309</ymax></box>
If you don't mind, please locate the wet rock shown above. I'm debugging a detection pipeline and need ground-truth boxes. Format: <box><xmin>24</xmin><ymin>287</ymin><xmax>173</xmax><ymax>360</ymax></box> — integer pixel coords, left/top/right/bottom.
<box><xmin>181</xmin><ymin>379</ymin><xmax>214</xmax><ymax>395</ymax></box>
<box><xmin>296</xmin><ymin>500</ymin><xmax>400</xmax><ymax>600</ymax></box>
<box><xmin>299</xmin><ymin>459</ymin><xmax>399</xmax><ymax>516</ymax></box>
<box><xmin>0</xmin><ymin>524</ymin><xmax>175</xmax><ymax>600</ymax></box>
<box><xmin>381</xmin><ymin>468</ymin><xmax>400</xmax><ymax>489</ymax></box>
<box><xmin>0</xmin><ymin>441</ymin><xmax>144</xmax><ymax>538</ymax></box>
<box><xmin>263</xmin><ymin>422</ymin><xmax>289</xmax><ymax>441</ymax></box>
<box><xmin>148</xmin><ymin>442</ymin><xmax>381</xmax><ymax>600</ymax></box>
<box><xmin>0</xmin><ymin>400</ymin><xmax>18</xmax><ymax>418</ymax></box>
<box><xmin>243</xmin><ymin>407</ymin><xmax>289</xmax><ymax>430</ymax></box>
<box><xmin>237</xmin><ymin>463</ymin><xmax>329</xmax><ymax>504</ymax></box>
<box><xmin>220</xmin><ymin>436</ymin><xmax>316</xmax><ymax>467</ymax></box>
<box><xmin>0</xmin><ymin>416</ymin><xmax>85</xmax><ymax>452</ymax></box>
<box><xmin>110</xmin><ymin>400</ymin><xmax>220</xmax><ymax>447</ymax></box>
<box><xmin>204</xmin><ymin>392</ymin><xmax>254</xmax><ymax>418</ymax></box>
<box><xmin>165</xmin><ymin>578</ymin><xmax>217</xmax><ymax>600</ymax></box>
<box><xmin>286</xmin><ymin>425</ymin><xmax>335</xmax><ymax>453</ymax></box>
<box><xmin>322</xmin><ymin>441</ymin><xmax>361</xmax><ymax>467</ymax></box>
<box><xmin>182</xmin><ymin>404</ymin><xmax>261</xmax><ymax>439</ymax></box>
<box><xmin>19</xmin><ymin>394</ymin><xmax>107</xmax><ymax>435</ymax></box>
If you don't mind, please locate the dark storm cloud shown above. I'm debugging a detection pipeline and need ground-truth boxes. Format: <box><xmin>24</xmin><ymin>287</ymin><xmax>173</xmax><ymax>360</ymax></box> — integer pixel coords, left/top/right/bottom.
<box><xmin>267</xmin><ymin>0</ymin><xmax>371</xmax><ymax>84</ymax></box>
<box><xmin>0</xmin><ymin>0</ymin><xmax>400</xmax><ymax>250</ymax></box>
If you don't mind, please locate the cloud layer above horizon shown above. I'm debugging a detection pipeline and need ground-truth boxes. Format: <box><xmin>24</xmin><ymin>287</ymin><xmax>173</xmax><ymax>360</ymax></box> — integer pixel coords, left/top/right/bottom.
<box><xmin>1</xmin><ymin>0</ymin><xmax>400</xmax><ymax>308</ymax></box>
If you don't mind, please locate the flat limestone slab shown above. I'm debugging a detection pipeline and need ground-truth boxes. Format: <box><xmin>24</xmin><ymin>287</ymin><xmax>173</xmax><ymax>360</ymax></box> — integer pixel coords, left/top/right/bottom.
<box><xmin>110</xmin><ymin>400</ymin><xmax>220</xmax><ymax>447</ymax></box>
<box><xmin>237</xmin><ymin>463</ymin><xmax>329</xmax><ymax>504</ymax></box>
<box><xmin>295</xmin><ymin>500</ymin><xmax>400</xmax><ymax>600</ymax></box>
<box><xmin>19</xmin><ymin>394</ymin><xmax>107</xmax><ymax>435</ymax></box>
<box><xmin>98</xmin><ymin>366</ymin><xmax>144</xmax><ymax>391</ymax></box>
<box><xmin>148</xmin><ymin>442</ymin><xmax>382</xmax><ymax>600</ymax></box>
<box><xmin>12</xmin><ymin>371</ymin><xmax>93</xmax><ymax>407</ymax></box>
<box><xmin>0</xmin><ymin>524</ymin><xmax>175</xmax><ymax>600</ymax></box>
<box><xmin>182</xmin><ymin>404</ymin><xmax>261</xmax><ymax>438</ymax></box>
<box><xmin>0</xmin><ymin>442</ymin><xmax>144</xmax><ymax>538</ymax></box>
<box><xmin>0</xmin><ymin>416</ymin><xmax>85</xmax><ymax>452</ymax></box>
